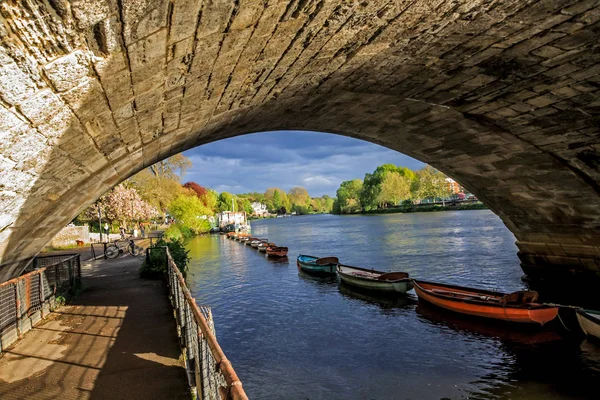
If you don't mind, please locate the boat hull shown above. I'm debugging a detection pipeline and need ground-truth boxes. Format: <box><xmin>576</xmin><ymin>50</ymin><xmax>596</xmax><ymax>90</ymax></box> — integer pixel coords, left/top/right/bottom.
<box><xmin>413</xmin><ymin>280</ymin><xmax>558</xmax><ymax>325</ymax></box>
<box><xmin>577</xmin><ymin>310</ymin><xmax>600</xmax><ymax>340</ymax></box>
<box><xmin>338</xmin><ymin>271</ymin><xmax>413</xmax><ymax>293</ymax></box>
<box><xmin>297</xmin><ymin>255</ymin><xmax>337</xmax><ymax>276</ymax></box>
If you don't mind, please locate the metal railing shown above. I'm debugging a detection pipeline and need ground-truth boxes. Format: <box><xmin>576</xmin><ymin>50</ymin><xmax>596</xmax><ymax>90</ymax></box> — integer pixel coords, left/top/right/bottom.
<box><xmin>150</xmin><ymin>247</ymin><xmax>247</xmax><ymax>400</ymax></box>
<box><xmin>0</xmin><ymin>254</ymin><xmax>81</xmax><ymax>353</ymax></box>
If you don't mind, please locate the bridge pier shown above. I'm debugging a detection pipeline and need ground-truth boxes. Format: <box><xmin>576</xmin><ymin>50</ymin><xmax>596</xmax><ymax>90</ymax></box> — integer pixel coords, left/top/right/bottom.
<box><xmin>517</xmin><ymin>241</ymin><xmax>600</xmax><ymax>281</ymax></box>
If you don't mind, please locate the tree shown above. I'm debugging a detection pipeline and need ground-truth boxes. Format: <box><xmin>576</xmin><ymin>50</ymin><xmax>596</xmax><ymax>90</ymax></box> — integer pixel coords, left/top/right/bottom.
<box><xmin>273</xmin><ymin>190</ymin><xmax>281</xmax><ymax>211</ymax></box>
<box><xmin>183</xmin><ymin>182</ymin><xmax>207</xmax><ymax>198</ymax></box>
<box><xmin>81</xmin><ymin>184</ymin><xmax>158</xmax><ymax>228</ymax></box>
<box><xmin>149</xmin><ymin>154</ymin><xmax>192</xmax><ymax>181</ymax></box>
<box><xmin>183</xmin><ymin>182</ymin><xmax>218</xmax><ymax>211</ymax></box>
<box><xmin>413</xmin><ymin>166</ymin><xmax>450</xmax><ymax>205</ymax></box>
<box><xmin>288</xmin><ymin>187</ymin><xmax>310</xmax><ymax>207</ymax></box>
<box><xmin>168</xmin><ymin>195</ymin><xmax>212</xmax><ymax>234</ymax></box>
<box><xmin>217</xmin><ymin>192</ymin><xmax>235</xmax><ymax>212</ymax></box>
<box><xmin>360</xmin><ymin>164</ymin><xmax>417</xmax><ymax>211</ymax></box>
<box><xmin>264</xmin><ymin>188</ymin><xmax>290</xmax><ymax>213</ymax></box>
<box><xmin>335</xmin><ymin>179</ymin><xmax>363</xmax><ymax>214</ymax></box>
<box><xmin>378</xmin><ymin>171</ymin><xmax>411</xmax><ymax>207</ymax></box>
<box><xmin>128</xmin><ymin>169</ymin><xmax>187</xmax><ymax>216</ymax></box>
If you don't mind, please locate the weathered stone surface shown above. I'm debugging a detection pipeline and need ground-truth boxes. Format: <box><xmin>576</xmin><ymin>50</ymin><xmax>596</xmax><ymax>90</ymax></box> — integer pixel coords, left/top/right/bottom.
<box><xmin>0</xmin><ymin>0</ymin><xmax>600</xmax><ymax>282</ymax></box>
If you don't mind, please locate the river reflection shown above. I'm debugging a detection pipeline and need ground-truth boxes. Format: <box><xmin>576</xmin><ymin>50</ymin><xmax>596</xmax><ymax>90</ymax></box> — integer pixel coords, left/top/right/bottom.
<box><xmin>186</xmin><ymin>212</ymin><xmax>599</xmax><ymax>399</ymax></box>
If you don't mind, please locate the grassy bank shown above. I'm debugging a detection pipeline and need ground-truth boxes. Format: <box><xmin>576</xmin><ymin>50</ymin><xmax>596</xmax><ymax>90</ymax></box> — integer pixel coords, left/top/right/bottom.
<box><xmin>362</xmin><ymin>202</ymin><xmax>488</xmax><ymax>214</ymax></box>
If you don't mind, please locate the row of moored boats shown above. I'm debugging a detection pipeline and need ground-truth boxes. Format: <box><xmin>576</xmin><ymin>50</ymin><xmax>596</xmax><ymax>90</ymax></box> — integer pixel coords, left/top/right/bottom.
<box><xmin>227</xmin><ymin>232</ymin><xmax>289</xmax><ymax>257</ymax></box>
<box><xmin>226</xmin><ymin>232</ymin><xmax>600</xmax><ymax>340</ymax></box>
<box><xmin>297</xmin><ymin>254</ymin><xmax>600</xmax><ymax>340</ymax></box>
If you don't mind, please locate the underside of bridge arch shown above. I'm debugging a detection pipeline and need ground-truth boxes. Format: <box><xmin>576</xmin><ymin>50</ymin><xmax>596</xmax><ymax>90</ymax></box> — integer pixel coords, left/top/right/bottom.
<box><xmin>0</xmin><ymin>0</ymin><xmax>599</xmax><ymax>282</ymax></box>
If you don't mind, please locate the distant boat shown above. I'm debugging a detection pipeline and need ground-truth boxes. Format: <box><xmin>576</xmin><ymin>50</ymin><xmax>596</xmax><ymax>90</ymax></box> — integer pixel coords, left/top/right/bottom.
<box><xmin>251</xmin><ymin>238</ymin><xmax>266</xmax><ymax>248</ymax></box>
<box><xmin>577</xmin><ymin>309</ymin><xmax>600</xmax><ymax>340</ymax></box>
<box><xmin>297</xmin><ymin>255</ymin><xmax>339</xmax><ymax>276</ymax></box>
<box><xmin>412</xmin><ymin>280</ymin><xmax>558</xmax><ymax>325</ymax></box>
<box><xmin>258</xmin><ymin>241</ymin><xmax>275</xmax><ymax>252</ymax></box>
<box><xmin>266</xmin><ymin>246</ymin><xmax>288</xmax><ymax>257</ymax></box>
<box><xmin>337</xmin><ymin>264</ymin><xmax>413</xmax><ymax>294</ymax></box>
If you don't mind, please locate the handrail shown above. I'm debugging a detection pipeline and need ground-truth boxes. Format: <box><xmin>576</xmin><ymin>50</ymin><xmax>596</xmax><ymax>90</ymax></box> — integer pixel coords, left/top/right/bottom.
<box><xmin>161</xmin><ymin>247</ymin><xmax>248</xmax><ymax>400</ymax></box>
<box><xmin>1</xmin><ymin>253</ymin><xmax>81</xmax><ymax>354</ymax></box>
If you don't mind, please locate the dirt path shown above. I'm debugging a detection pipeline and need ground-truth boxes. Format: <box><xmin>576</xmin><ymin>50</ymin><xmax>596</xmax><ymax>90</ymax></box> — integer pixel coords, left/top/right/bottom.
<box><xmin>0</xmin><ymin>255</ymin><xmax>189</xmax><ymax>399</ymax></box>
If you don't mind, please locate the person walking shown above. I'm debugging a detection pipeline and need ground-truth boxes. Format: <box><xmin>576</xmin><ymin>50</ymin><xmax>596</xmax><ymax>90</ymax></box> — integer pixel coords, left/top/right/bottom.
<box><xmin>104</xmin><ymin>222</ymin><xmax>109</xmax><ymax>236</ymax></box>
<box><xmin>119</xmin><ymin>225</ymin><xmax>125</xmax><ymax>239</ymax></box>
<box><xmin>140</xmin><ymin>222</ymin><xmax>146</xmax><ymax>238</ymax></box>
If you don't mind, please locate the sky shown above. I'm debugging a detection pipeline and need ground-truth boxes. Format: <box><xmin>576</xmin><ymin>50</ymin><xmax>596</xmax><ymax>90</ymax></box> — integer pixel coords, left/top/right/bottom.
<box><xmin>182</xmin><ymin>131</ymin><xmax>425</xmax><ymax>197</ymax></box>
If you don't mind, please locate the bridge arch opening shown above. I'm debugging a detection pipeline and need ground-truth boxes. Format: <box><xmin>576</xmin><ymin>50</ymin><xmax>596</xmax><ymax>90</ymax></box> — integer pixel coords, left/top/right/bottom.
<box><xmin>0</xmin><ymin>0</ymin><xmax>599</xmax><ymax>282</ymax></box>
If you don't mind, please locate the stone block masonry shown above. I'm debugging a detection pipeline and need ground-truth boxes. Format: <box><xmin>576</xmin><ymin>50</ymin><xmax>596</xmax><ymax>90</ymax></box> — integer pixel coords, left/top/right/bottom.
<box><xmin>0</xmin><ymin>0</ymin><xmax>599</xmax><ymax>282</ymax></box>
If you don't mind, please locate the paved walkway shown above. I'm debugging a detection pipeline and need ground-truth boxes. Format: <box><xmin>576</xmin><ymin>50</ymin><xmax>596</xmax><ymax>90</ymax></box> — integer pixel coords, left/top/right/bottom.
<box><xmin>0</xmin><ymin>255</ymin><xmax>189</xmax><ymax>399</ymax></box>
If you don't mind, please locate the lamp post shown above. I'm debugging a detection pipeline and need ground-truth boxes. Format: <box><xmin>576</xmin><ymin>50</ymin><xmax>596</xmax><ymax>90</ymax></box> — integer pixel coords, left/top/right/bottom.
<box><xmin>97</xmin><ymin>202</ymin><xmax>103</xmax><ymax>242</ymax></box>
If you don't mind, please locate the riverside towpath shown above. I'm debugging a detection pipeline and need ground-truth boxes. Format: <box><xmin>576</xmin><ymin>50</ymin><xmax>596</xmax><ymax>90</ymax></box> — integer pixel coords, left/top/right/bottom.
<box><xmin>0</xmin><ymin>254</ymin><xmax>189</xmax><ymax>399</ymax></box>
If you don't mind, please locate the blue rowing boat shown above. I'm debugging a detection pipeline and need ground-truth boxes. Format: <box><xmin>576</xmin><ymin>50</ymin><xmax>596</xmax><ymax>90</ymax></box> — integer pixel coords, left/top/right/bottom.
<box><xmin>297</xmin><ymin>255</ymin><xmax>339</xmax><ymax>276</ymax></box>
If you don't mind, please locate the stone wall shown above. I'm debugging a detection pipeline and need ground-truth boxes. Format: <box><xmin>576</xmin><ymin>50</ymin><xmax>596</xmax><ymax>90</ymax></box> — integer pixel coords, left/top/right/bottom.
<box><xmin>0</xmin><ymin>0</ymin><xmax>599</xmax><ymax>281</ymax></box>
<box><xmin>50</xmin><ymin>226</ymin><xmax>90</xmax><ymax>248</ymax></box>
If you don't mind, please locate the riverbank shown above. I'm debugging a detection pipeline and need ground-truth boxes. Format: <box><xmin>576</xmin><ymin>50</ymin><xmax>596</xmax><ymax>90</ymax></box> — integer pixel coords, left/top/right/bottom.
<box><xmin>363</xmin><ymin>202</ymin><xmax>488</xmax><ymax>214</ymax></box>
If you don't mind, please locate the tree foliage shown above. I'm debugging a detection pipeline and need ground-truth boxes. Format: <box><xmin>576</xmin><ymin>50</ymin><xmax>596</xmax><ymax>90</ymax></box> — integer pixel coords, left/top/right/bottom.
<box><xmin>377</xmin><ymin>171</ymin><xmax>411</xmax><ymax>207</ymax></box>
<box><xmin>80</xmin><ymin>184</ymin><xmax>158</xmax><ymax>227</ymax></box>
<box><xmin>168</xmin><ymin>195</ymin><xmax>212</xmax><ymax>234</ymax></box>
<box><xmin>336</xmin><ymin>179</ymin><xmax>363</xmax><ymax>214</ymax></box>
<box><xmin>149</xmin><ymin>154</ymin><xmax>192</xmax><ymax>181</ymax></box>
<box><xmin>128</xmin><ymin>169</ymin><xmax>187</xmax><ymax>215</ymax></box>
<box><xmin>264</xmin><ymin>187</ymin><xmax>290</xmax><ymax>213</ymax></box>
<box><xmin>413</xmin><ymin>166</ymin><xmax>451</xmax><ymax>204</ymax></box>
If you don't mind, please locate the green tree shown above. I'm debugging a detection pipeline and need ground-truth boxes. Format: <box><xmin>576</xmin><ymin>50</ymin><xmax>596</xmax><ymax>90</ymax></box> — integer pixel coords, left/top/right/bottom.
<box><xmin>168</xmin><ymin>194</ymin><xmax>212</xmax><ymax>234</ymax></box>
<box><xmin>360</xmin><ymin>164</ymin><xmax>417</xmax><ymax>211</ymax></box>
<box><xmin>335</xmin><ymin>179</ymin><xmax>363</xmax><ymax>214</ymax></box>
<box><xmin>128</xmin><ymin>170</ymin><xmax>187</xmax><ymax>216</ymax></box>
<box><xmin>378</xmin><ymin>171</ymin><xmax>411</xmax><ymax>207</ymax></box>
<box><xmin>217</xmin><ymin>192</ymin><xmax>235</xmax><ymax>212</ymax></box>
<box><xmin>264</xmin><ymin>188</ymin><xmax>290</xmax><ymax>213</ymax></box>
<box><xmin>413</xmin><ymin>166</ymin><xmax>450</xmax><ymax>205</ymax></box>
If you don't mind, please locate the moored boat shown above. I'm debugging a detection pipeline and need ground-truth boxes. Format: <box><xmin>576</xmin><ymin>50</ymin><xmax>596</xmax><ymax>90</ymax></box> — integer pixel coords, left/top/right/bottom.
<box><xmin>577</xmin><ymin>309</ymin><xmax>600</xmax><ymax>340</ymax></box>
<box><xmin>297</xmin><ymin>255</ymin><xmax>339</xmax><ymax>275</ymax></box>
<box><xmin>412</xmin><ymin>280</ymin><xmax>558</xmax><ymax>325</ymax></box>
<box><xmin>266</xmin><ymin>246</ymin><xmax>288</xmax><ymax>258</ymax></box>
<box><xmin>337</xmin><ymin>264</ymin><xmax>413</xmax><ymax>294</ymax></box>
<box><xmin>251</xmin><ymin>238</ymin><xmax>266</xmax><ymax>248</ymax></box>
<box><xmin>239</xmin><ymin>235</ymin><xmax>250</xmax><ymax>243</ymax></box>
<box><xmin>258</xmin><ymin>241</ymin><xmax>275</xmax><ymax>252</ymax></box>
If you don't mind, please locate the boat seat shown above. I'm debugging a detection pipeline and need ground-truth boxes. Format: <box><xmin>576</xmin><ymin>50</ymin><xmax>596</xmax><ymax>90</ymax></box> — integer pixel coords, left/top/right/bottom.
<box><xmin>499</xmin><ymin>290</ymin><xmax>539</xmax><ymax>305</ymax></box>
<box><xmin>378</xmin><ymin>272</ymin><xmax>409</xmax><ymax>281</ymax></box>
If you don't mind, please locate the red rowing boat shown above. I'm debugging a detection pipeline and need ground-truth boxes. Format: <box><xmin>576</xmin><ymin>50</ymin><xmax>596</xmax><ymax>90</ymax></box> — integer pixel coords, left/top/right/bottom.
<box><xmin>266</xmin><ymin>246</ymin><xmax>288</xmax><ymax>257</ymax></box>
<box><xmin>412</xmin><ymin>280</ymin><xmax>558</xmax><ymax>325</ymax></box>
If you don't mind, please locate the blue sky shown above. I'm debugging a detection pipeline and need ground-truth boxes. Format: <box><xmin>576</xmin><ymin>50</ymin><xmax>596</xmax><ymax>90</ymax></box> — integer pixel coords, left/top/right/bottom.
<box><xmin>182</xmin><ymin>131</ymin><xmax>424</xmax><ymax>197</ymax></box>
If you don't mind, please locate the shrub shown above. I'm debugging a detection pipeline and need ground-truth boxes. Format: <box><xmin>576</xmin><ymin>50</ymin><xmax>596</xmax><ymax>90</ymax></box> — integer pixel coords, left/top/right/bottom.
<box><xmin>140</xmin><ymin>238</ymin><xmax>191</xmax><ymax>279</ymax></box>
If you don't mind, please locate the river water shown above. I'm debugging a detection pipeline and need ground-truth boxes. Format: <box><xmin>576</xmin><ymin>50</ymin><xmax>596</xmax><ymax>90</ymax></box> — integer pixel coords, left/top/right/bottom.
<box><xmin>185</xmin><ymin>211</ymin><xmax>599</xmax><ymax>399</ymax></box>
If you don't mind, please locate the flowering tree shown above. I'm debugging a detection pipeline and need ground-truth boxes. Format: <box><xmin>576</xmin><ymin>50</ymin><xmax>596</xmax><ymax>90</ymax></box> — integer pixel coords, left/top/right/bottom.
<box><xmin>81</xmin><ymin>184</ymin><xmax>158</xmax><ymax>227</ymax></box>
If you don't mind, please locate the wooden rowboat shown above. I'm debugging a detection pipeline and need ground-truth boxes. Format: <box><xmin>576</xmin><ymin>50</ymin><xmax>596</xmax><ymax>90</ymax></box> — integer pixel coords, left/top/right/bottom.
<box><xmin>337</xmin><ymin>264</ymin><xmax>413</xmax><ymax>294</ymax></box>
<box><xmin>239</xmin><ymin>236</ymin><xmax>250</xmax><ymax>243</ymax></box>
<box><xmin>577</xmin><ymin>309</ymin><xmax>600</xmax><ymax>340</ymax></box>
<box><xmin>297</xmin><ymin>255</ymin><xmax>338</xmax><ymax>275</ymax></box>
<box><xmin>266</xmin><ymin>246</ymin><xmax>288</xmax><ymax>257</ymax></box>
<box><xmin>251</xmin><ymin>238</ymin><xmax>266</xmax><ymax>248</ymax></box>
<box><xmin>258</xmin><ymin>242</ymin><xmax>275</xmax><ymax>252</ymax></box>
<box><xmin>244</xmin><ymin>237</ymin><xmax>258</xmax><ymax>246</ymax></box>
<box><xmin>412</xmin><ymin>280</ymin><xmax>558</xmax><ymax>325</ymax></box>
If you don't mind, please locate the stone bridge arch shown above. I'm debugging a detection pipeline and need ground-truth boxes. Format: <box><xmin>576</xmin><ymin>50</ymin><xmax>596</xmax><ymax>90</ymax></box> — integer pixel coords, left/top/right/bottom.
<box><xmin>0</xmin><ymin>0</ymin><xmax>599</xmax><ymax>281</ymax></box>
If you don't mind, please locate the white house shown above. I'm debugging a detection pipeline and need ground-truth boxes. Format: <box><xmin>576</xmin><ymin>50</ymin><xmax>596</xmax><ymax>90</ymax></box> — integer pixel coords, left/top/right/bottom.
<box><xmin>251</xmin><ymin>202</ymin><xmax>269</xmax><ymax>217</ymax></box>
<box><xmin>217</xmin><ymin>211</ymin><xmax>246</xmax><ymax>227</ymax></box>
